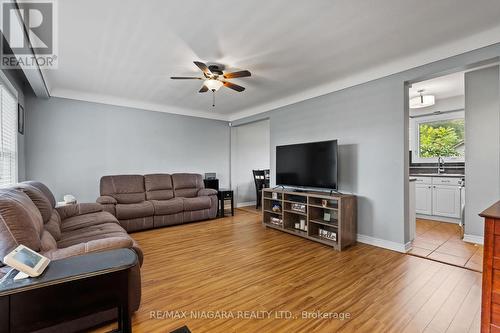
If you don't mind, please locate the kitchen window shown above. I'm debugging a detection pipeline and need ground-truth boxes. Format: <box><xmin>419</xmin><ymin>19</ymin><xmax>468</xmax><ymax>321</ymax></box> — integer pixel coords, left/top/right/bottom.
<box><xmin>0</xmin><ymin>79</ymin><xmax>18</xmax><ymax>187</ymax></box>
<box><xmin>412</xmin><ymin>112</ymin><xmax>465</xmax><ymax>163</ymax></box>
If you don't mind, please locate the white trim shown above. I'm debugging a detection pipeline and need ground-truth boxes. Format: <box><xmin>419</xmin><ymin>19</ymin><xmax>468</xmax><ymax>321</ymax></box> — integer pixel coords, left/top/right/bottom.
<box><xmin>49</xmin><ymin>88</ymin><xmax>229</xmax><ymax>121</ymax></box>
<box><xmin>237</xmin><ymin>201</ymin><xmax>257</xmax><ymax>208</ymax></box>
<box><xmin>416</xmin><ymin>214</ymin><xmax>460</xmax><ymax>224</ymax></box>
<box><xmin>228</xmin><ymin>24</ymin><xmax>500</xmax><ymax>121</ymax></box>
<box><xmin>404</xmin><ymin>241</ymin><xmax>413</xmax><ymax>253</ymax></box>
<box><xmin>356</xmin><ymin>234</ymin><xmax>408</xmax><ymax>253</ymax></box>
<box><xmin>463</xmin><ymin>234</ymin><xmax>484</xmax><ymax>245</ymax></box>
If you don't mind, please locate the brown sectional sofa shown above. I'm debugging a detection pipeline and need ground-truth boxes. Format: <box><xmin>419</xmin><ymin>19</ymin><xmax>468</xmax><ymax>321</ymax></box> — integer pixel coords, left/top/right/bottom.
<box><xmin>97</xmin><ymin>173</ymin><xmax>218</xmax><ymax>232</ymax></box>
<box><xmin>0</xmin><ymin>181</ymin><xmax>142</xmax><ymax>332</ymax></box>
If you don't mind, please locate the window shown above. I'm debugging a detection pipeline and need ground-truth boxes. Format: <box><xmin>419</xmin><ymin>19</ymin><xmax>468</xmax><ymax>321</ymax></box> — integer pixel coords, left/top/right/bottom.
<box><xmin>0</xmin><ymin>84</ymin><xmax>17</xmax><ymax>186</ymax></box>
<box><xmin>412</xmin><ymin>112</ymin><xmax>465</xmax><ymax>163</ymax></box>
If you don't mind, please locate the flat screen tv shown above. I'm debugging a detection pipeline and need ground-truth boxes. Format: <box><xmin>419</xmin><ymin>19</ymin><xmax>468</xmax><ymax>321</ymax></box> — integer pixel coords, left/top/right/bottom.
<box><xmin>276</xmin><ymin>140</ymin><xmax>338</xmax><ymax>190</ymax></box>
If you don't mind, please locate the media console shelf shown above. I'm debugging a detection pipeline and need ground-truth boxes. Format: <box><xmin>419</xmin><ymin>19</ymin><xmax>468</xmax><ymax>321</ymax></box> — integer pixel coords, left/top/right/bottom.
<box><xmin>262</xmin><ymin>189</ymin><xmax>357</xmax><ymax>251</ymax></box>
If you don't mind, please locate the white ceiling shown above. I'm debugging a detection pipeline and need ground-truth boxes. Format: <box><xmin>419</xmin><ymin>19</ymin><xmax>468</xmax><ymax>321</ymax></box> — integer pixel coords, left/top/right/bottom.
<box><xmin>410</xmin><ymin>72</ymin><xmax>464</xmax><ymax>100</ymax></box>
<box><xmin>44</xmin><ymin>0</ymin><xmax>500</xmax><ymax>121</ymax></box>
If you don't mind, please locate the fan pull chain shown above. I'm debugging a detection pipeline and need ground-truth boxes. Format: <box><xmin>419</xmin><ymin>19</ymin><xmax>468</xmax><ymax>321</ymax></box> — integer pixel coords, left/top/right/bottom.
<box><xmin>212</xmin><ymin>91</ymin><xmax>215</xmax><ymax>107</ymax></box>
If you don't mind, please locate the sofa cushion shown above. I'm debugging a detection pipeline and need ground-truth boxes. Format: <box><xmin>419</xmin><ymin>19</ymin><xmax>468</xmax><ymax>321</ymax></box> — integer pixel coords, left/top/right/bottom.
<box><xmin>61</xmin><ymin>211</ymin><xmax>119</xmax><ymax>232</ymax></box>
<box><xmin>0</xmin><ymin>189</ymin><xmax>44</xmax><ymax>260</ymax></box>
<box><xmin>183</xmin><ymin>196</ymin><xmax>211</xmax><ymax>211</ymax></box>
<box><xmin>40</xmin><ymin>230</ymin><xmax>58</xmax><ymax>252</ymax></box>
<box><xmin>14</xmin><ymin>184</ymin><xmax>54</xmax><ymax>223</ymax></box>
<box><xmin>151</xmin><ymin>198</ymin><xmax>183</xmax><ymax>215</ymax></box>
<box><xmin>172</xmin><ymin>173</ymin><xmax>203</xmax><ymax>198</ymax></box>
<box><xmin>145</xmin><ymin>174</ymin><xmax>174</xmax><ymax>200</ymax></box>
<box><xmin>56</xmin><ymin>202</ymin><xmax>103</xmax><ymax>220</ymax></box>
<box><xmin>45</xmin><ymin>210</ymin><xmax>62</xmax><ymax>240</ymax></box>
<box><xmin>58</xmin><ymin>222</ymin><xmax>129</xmax><ymax>248</ymax></box>
<box><xmin>198</xmin><ymin>188</ymin><xmax>218</xmax><ymax>196</ymax></box>
<box><xmin>22</xmin><ymin>181</ymin><xmax>56</xmax><ymax>208</ymax></box>
<box><xmin>116</xmin><ymin>201</ymin><xmax>154</xmax><ymax>220</ymax></box>
<box><xmin>100</xmin><ymin>175</ymin><xmax>146</xmax><ymax>204</ymax></box>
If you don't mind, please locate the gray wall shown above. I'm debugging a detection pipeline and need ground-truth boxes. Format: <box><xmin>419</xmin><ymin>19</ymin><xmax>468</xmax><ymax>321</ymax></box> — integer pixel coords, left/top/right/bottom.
<box><xmin>25</xmin><ymin>95</ymin><xmax>230</xmax><ymax>202</ymax></box>
<box><xmin>269</xmin><ymin>78</ymin><xmax>407</xmax><ymax>244</ymax></box>
<box><xmin>230</xmin><ymin>120</ymin><xmax>270</xmax><ymax>205</ymax></box>
<box><xmin>465</xmin><ymin>66</ymin><xmax>500</xmax><ymax>237</ymax></box>
<box><xmin>233</xmin><ymin>43</ymin><xmax>500</xmax><ymax>247</ymax></box>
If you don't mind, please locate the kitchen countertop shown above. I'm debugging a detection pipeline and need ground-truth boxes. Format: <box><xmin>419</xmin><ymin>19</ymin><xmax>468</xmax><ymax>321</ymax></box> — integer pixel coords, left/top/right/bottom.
<box><xmin>410</xmin><ymin>173</ymin><xmax>465</xmax><ymax>178</ymax></box>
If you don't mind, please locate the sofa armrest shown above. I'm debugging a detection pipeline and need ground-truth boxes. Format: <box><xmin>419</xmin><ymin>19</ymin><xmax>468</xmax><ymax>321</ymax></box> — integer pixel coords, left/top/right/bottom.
<box><xmin>198</xmin><ymin>188</ymin><xmax>218</xmax><ymax>196</ymax></box>
<box><xmin>97</xmin><ymin>195</ymin><xmax>117</xmax><ymax>204</ymax></box>
<box><xmin>56</xmin><ymin>202</ymin><xmax>103</xmax><ymax>220</ymax></box>
<box><xmin>41</xmin><ymin>237</ymin><xmax>134</xmax><ymax>260</ymax></box>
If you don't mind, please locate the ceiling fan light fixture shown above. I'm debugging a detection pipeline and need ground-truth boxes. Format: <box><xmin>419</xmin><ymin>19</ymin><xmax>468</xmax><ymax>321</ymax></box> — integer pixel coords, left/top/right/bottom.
<box><xmin>205</xmin><ymin>79</ymin><xmax>223</xmax><ymax>91</ymax></box>
<box><xmin>410</xmin><ymin>90</ymin><xmax>435</xmax><ymax>109</ymax></box>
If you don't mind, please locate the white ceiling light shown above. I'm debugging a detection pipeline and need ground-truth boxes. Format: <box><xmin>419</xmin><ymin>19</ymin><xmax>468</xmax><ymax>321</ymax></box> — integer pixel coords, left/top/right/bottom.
<box><xmin>410</xmin><ymin>89</ymin><xmax>435</xmax><ymax>108</ymax></box>
<box><xmin>204</xmin><ymin>79</ymin><xmax>223</xmax><ymax>92</ymax></box>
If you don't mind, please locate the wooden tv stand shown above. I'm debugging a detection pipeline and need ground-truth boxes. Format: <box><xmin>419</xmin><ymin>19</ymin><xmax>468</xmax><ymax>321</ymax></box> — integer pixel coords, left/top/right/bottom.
<box><xmin>262</xmin><ymin>188</ymin><xmax>357</xmax><ymax>251</ymax></box>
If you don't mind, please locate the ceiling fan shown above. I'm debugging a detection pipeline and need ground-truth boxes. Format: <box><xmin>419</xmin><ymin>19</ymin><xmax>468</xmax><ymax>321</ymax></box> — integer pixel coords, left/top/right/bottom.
<box><xmin>171</xmin><ymin>61</ymin><xmax>251</xmax><ymax>107</ymax></box>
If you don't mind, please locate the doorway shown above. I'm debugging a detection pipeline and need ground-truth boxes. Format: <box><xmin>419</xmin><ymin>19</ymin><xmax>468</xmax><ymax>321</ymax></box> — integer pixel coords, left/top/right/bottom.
<box><xmin>407</xmin><ymin>70</ymin><xmax>483</xmax><ymax>271</ymax></box>
<box><xmin>230</xmin><ymin>119</ymin><xmax>270</xmax><ymax>212</ymax></box>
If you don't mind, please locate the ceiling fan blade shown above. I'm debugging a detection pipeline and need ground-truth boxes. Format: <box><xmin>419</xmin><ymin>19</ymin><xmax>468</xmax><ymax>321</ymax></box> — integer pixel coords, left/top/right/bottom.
<box><xmin>199</xmin><ymin>85</ymin><xmax>208</xmax><ymax>93</ymax></box>
<box><xmin>223</xmin><ymin>81</ymin><xmax>245</xmax><ymax>92</ymax></box>
<box><xmin>170</xmin><ymin>76</ymin><xmax>203</xmax><ymax>80</ymax></box>
<box><xmin>193</xmin><ymin>61</ymin><xmax>212</xmax><ymax>76</ymax></box>
<box><xmin>223</xmin><ymin>70</ymin><xmax>251</xmax><ymax>79</ymax></box>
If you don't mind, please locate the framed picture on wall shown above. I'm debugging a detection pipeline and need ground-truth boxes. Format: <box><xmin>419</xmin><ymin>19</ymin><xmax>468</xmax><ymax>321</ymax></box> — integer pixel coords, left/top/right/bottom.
<box><xmin>18</xmin><ymin>103</ymin><xmax>24</xmax><ymax>135</ymax></box>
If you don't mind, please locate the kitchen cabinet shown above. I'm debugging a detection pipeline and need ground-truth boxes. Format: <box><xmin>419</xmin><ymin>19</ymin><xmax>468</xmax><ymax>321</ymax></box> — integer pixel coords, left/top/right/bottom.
<box><xmin>432</xmin><ymin>185</ymin><xmax>461</xmax><ymax>218</ymax></box>
<box><xmin>413</xmin><ymin>176</ymin><xmax>463</xmax><ymax>221</ymax></box>
<box><xmin>415</xmin><ymin>184</ymin><xmax>433</xmax><ymax>215</ymax></box>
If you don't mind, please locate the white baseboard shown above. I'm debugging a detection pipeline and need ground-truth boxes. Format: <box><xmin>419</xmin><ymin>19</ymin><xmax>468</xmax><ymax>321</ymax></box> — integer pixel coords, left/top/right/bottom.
<box><xmin>416</xmin><ymin>214</ymin><xmax>460</xmax><ymax>224</ymax></box>
<box><xmin>236</xmin><ymin>201</ymin><xmax>257</xmax><ymax>208</ymax></box>
<box><xmin>356</xmin><ymin>234</ymin><xmax>408</xmax><ymax>253</ymax></box>
<box><xmin>463</xmin><ymin>234</ymin><xmax>484</xmax><ymax>245</ymax></box>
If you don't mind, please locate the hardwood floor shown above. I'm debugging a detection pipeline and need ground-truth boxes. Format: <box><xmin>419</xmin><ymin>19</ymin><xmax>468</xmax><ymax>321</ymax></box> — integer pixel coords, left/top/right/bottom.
<box><xmin>237</xmin><ymin>204</ymin><xmax>261</xmax><ymax>215</ymax></box>
<box><xmin>94</xmin><ymin>210</ymin><xmax>481</xmax><ymax>333</ymax></box>
<box><xmin>409</xmin><ymin>219</ymin><xmax>483</xmax><ymax>272</ymax></box>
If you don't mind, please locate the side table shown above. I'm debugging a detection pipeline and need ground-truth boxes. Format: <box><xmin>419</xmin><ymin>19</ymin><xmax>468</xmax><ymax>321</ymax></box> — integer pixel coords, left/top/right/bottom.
<box><xmin>218</xmin><ymin>189</ymin><xmax>234</xmax><ymax>217</ymax></box>
<box><xmin>0</xmin><ymin>248</ymin><xmax>138</xmax><ymax>333</ymax></box>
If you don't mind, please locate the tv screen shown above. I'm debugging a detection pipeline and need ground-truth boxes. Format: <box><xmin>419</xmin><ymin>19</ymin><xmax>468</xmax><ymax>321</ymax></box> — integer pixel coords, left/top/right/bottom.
<box><xmin>276</xmin><ymin>140</ymin><xmax>338</xmax><ymax>190</ymax></box>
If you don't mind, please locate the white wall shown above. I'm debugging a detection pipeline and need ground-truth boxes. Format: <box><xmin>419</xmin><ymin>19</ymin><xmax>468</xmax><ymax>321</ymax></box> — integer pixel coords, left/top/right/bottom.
<box><xmin>464</xmin><ymin>65</ymin><xmax>500</xmax><ymax>238</ymax></box>
<box><xmin>25</xmin><ymin>94</ymin><xmax>230</xmax><ymax>202</ymax></box>
<box><xmin>231</xmin><ymin>120</ymin><xmax>270</xmax><ymax>206</ymax></box>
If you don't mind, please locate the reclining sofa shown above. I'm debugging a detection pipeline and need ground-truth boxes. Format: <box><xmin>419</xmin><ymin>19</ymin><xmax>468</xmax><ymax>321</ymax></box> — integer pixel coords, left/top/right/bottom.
<box><xmin>97</xmin><ymin>173</ymin><xmax>218</xmax><ymax>232</ymax></box>
<box><xmin>0</xmin><ymin>181</ymin><xmax>142</xmax><ymax>332</ymax></box>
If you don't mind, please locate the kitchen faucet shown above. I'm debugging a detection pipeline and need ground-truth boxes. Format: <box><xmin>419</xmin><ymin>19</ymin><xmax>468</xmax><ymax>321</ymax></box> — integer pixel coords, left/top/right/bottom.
<box><xmin>437</xmin><ymin>156</ymin><xmax>445</xmax><ymax>174</ymax></box>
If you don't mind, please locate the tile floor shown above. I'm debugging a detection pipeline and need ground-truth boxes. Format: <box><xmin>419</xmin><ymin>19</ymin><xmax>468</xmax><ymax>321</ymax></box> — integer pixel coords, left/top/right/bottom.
<box><xmin>409</xmin><ymin>219</ymin><xmax>483</xmax><ymax>271</ymax></box>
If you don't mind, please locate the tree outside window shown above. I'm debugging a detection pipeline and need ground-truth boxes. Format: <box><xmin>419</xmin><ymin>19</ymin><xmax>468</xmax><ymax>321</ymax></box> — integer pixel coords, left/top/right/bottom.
<box><xmin>418</xmin><ymin>118</ymin><xmax>465</xmax><ymax>158</ymax></box>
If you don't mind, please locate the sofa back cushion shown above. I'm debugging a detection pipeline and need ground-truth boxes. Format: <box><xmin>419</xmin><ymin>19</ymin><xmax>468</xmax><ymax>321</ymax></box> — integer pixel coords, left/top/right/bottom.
<box><xmin>22</xmin><ymin>181</ymin><xmax>56</xmax><ymax>208</ymax></box>
<box><xmin>144</xmin><ymin>174</ymin><xmax>174</xmax><ymax>200</ymax></box>
<box><xmin>100</xmin><ymin>175</ymin><xmax>146</xmax><ymax>204</ymax></box>
<box><xmin>14</xmin><ymin>184</ymin><xmax>53</xmax><ymax>223</ymax></box>
<box><xmin>172</xmin><ymin>173</ymin><xmax>203</xmax><ymax>198</ymax></box>
<box><xmin>0</xmin><ymin>189</ymin><xmax>44</xmax><ymax>262</ymax></box>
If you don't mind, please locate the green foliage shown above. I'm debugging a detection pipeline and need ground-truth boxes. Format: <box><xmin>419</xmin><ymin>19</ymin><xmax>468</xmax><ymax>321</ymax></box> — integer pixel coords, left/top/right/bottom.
<box><xmin>419</xmin><ymin>119</ymin><xmax>464</xmax><ymax>158</ymax></box>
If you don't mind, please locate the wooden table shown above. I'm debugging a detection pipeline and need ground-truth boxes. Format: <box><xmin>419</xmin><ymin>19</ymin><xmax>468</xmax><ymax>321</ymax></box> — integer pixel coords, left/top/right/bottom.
<box><xmin>480</xmin><ymin>201</ymin><xmax>500</xmax><ymax>333</ymax></box>
<box><xmin>0</xmin><ymin>249</ymin><xmax>138</xmax><ymax>333</ymax></box>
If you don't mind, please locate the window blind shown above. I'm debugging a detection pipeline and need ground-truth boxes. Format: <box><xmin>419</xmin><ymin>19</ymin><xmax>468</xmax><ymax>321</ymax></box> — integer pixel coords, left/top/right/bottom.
<box><xmin>0</xmin><ymin>85</ymin><xmax>17</xmax><ymax>187</ymax></box>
